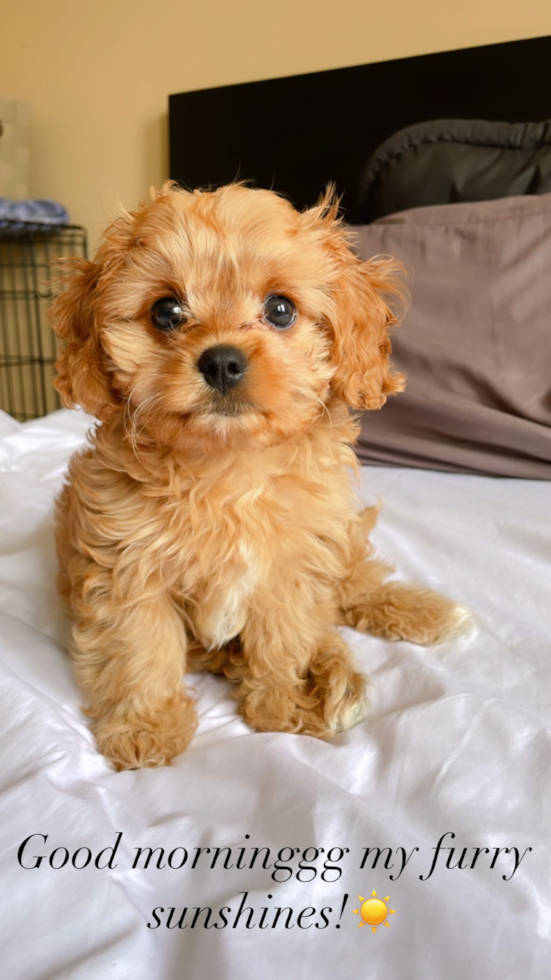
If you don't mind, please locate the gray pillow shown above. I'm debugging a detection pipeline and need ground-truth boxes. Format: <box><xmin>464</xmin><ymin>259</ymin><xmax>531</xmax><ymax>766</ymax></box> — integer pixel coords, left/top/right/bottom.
<box><xmin>358</xmin><ymin>119</ymin><xmax>551</xmax><ymax>222</ymax></box>
<box><xmin>354</xmin><ymin>193</ymin><xmax>551</xmax><ymax>479</ymax></box>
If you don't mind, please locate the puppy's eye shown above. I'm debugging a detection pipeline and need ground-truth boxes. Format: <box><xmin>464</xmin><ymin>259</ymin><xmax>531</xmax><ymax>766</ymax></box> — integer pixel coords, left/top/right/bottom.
<box><xmin>263</xmin><ymin>294</ymin><xmax>297</xmax><ymax>330</ymax></box>
<box><xmin>151</xmin><ymin>297</ymin><xmax>186</xmax><ymax>331</ymax></box>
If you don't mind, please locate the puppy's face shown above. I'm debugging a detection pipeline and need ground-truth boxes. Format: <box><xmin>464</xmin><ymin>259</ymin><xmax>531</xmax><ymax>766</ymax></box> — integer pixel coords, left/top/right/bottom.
<box><xmin>50</xmin><ymin>184</ymin><xmax>405</xmax><ymax>453</ymax></box>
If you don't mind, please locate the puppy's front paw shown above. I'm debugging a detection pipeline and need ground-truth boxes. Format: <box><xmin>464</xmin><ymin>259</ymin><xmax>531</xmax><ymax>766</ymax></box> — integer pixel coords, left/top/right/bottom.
<box><xmin>306</xmin><ymin>638</ymin><xmax>368</xmax><ymax>734</ymax></box>
<box><xmin>92</xmin><ymin>696</ymin><xmax>198</xmax><ymax>770</ymax></box>
<box><xmin>237</xmin><ymin>635</ymin><xmax>368</xmax><ymax>739</ymax></box>
<box><xmin>239</xmin><ymin>677</ymin><xmax>367</xmax><ymax>740</ymax></box>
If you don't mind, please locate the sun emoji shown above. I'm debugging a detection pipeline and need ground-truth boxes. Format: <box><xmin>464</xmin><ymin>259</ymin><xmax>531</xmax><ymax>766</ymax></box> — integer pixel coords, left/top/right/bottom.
<box><xmin>352</xmin><ymin>891</ymin><xmax>396</xmax><ymax>933</ymax></box>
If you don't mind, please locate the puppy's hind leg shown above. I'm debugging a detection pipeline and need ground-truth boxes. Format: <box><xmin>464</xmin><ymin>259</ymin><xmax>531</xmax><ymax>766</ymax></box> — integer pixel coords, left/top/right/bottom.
<box><xmin>338</xmin><ymin>510</ymin><xmax>471</xmax><ymax>646</ymax></box>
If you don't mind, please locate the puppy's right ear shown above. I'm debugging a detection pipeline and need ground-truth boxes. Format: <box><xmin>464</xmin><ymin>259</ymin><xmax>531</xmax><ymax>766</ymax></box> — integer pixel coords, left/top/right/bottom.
<box><xmin>48</xmin><ymin>257</ymin><xmax>117</xmax><ymax>420</ymax></box>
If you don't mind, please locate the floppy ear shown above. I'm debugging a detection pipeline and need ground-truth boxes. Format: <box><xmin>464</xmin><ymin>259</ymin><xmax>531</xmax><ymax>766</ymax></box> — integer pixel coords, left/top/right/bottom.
<box><xmin>329</xmin><ymin>252</ymin><xmax>407</xmax><ymax>410</ymax></box>
<box><xmin>48</xmin><ymin>257</ymin><xmax>117</xmax><ymax>420</ymax></box>
<box><xmin>304</xmin><ymin>188</ymin><xmax>407</xmax><ymax>410</ymax></box>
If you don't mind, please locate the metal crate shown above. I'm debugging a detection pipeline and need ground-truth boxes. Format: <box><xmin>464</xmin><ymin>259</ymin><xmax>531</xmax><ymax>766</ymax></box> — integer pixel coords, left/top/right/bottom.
<box><xmin>0</xmin><ymin>224</ymin><xmax>87</xmax><ymax>420</ymax></box>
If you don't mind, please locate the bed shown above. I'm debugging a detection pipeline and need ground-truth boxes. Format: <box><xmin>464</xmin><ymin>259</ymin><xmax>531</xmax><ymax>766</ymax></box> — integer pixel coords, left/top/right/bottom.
<box><xmin>1</xmin><ymin>34</ymin><xmax>551</xmax><ymax>980</ymax></box>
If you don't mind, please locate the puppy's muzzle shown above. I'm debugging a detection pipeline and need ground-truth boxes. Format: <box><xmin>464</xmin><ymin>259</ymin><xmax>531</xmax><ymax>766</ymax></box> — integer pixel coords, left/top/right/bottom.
<box><xmin>198</xmin><ymin>345</ymin><xmax>247</xmax><ymax>394</ymax></box>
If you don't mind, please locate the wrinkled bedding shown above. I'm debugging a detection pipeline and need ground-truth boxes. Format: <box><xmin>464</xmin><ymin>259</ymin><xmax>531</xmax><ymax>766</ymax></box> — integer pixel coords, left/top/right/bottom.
<box><xmin>0</xmin><ymin>409</ymin><xmax>549</xmax><ymax>979</ymax></box>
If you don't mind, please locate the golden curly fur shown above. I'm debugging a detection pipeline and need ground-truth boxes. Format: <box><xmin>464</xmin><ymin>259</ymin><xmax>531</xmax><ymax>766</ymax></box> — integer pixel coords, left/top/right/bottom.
<box><xmin>49</xmin><ymin>182</ymin><xmax>468</xmax><ymax>770</ymax></box>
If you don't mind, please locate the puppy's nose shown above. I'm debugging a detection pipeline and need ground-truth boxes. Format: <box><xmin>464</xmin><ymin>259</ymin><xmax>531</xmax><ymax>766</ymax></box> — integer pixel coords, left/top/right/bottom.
<box><xmin>198</xmin><ymin>345</ymin><xmax>247</xmax><ymax>394</ymax></box>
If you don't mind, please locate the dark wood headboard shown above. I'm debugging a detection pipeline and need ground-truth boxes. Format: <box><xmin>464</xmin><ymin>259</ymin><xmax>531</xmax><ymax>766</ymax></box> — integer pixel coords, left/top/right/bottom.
<box><xmin>169</xmin><ymin>35</ymin><xmax>551</xmax><ymax>223</ymax></box>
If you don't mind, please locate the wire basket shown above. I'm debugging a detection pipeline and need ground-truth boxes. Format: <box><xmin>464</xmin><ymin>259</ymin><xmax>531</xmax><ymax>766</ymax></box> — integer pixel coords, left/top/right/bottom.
<box><xmin>0</xmin><ymin>224</ymin><xmax>87</xmax><ymax>420</ymax></box>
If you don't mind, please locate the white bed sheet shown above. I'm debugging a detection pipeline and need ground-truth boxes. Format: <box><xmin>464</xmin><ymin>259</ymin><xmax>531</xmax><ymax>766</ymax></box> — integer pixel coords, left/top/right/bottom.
<box><xmin>0</xmin><ymin>408</ymin><xmax>549</xmax><ymax>980</ymax></box>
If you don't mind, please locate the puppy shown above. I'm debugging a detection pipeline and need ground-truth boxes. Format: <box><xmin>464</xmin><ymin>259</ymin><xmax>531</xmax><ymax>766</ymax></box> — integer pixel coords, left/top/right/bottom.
<box><xmin>49</xmin><ymin>182</ymin><xmax>467</xmax><ymax>770</ymax></box>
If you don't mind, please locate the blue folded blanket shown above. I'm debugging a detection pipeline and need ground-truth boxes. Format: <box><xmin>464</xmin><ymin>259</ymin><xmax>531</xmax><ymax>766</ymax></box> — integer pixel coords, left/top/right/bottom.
<box><xmin>0</xmin><ymin>198</ymin><xmax>69</xmax><ymax>232</ymax></box>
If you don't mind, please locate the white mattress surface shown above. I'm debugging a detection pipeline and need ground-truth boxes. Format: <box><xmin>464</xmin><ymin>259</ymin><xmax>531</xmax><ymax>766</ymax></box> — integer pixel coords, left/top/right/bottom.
<box><xmin>0</xmin><ymin>409</ymin><xmax>549</xmax><ymax>979</ymax></box>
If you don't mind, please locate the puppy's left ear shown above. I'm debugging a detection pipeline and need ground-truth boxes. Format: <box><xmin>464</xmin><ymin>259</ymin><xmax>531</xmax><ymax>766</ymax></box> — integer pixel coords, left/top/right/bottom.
<box><xmin>305</xmin><ymin>190</ymin><xmax>407</xmax><ymax>410</ymax></box>
<box><xmin>330</xmin><ymin>253</ymin><xmax>407</xmax><ymax>409</ymax></box>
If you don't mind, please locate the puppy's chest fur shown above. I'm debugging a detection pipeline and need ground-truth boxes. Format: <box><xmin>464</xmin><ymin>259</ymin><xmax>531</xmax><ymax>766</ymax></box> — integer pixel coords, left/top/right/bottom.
<box><xmin>168</xmin><ymin>448</ymin><xmax>357</xmax><ymax>650</ymax></box>
<box><xmin>192</xmin><ymin>539</ymin><xmax>260</xmax><ymax>650</ymax></box>
<box><xmin>81</xmin><ymin>418</ymin><xmax>359</xmax><ymax>650</ymax></box>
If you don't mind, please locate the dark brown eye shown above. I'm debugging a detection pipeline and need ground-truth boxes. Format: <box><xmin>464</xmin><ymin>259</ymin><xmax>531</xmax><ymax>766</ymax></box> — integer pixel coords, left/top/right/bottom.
<box><xmin>151</xmin><ymin>297</ymin><xmax>186</xmax><ymax>331</ymax></box>
<box><xmin>263</xmin><ymin>294</ymin><xmax>297</xmax><ymax>329</ymax></box>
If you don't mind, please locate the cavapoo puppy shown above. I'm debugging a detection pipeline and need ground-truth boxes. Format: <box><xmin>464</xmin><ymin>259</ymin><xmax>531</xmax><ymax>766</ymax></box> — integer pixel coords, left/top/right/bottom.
<box><xmin>49</xmin><ymin>182</ymin><xmax>467</xmax><ymax>770</ymax></box>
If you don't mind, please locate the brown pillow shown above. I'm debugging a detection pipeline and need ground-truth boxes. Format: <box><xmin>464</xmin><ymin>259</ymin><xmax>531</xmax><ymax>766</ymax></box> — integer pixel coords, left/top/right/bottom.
<box><xmin>354</xmin><ymin>194</ymin><xmax>551</xmax><ymax>479</ymax></box>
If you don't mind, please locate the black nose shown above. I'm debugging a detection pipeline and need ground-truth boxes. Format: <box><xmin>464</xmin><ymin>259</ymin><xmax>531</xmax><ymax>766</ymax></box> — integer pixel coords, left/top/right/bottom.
<box><xmin>197</xmin><ymin>345</ymin><xmax>247</xmax><ymax>393</ymax></box>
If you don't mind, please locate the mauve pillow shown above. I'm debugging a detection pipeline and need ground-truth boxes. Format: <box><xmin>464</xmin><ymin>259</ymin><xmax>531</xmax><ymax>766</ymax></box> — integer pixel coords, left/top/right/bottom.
<box><xmin>354</xmin><ymin>193</ymin><xmax>551</xmax><ymax>479</ymax></box>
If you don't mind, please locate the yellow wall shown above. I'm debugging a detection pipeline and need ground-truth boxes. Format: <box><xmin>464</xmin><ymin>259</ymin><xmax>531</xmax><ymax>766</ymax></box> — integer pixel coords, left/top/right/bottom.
<box><xmin>1</xmin><ymin>0</ymin><xmax>550</xmax><ymax>251</ymax></box>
